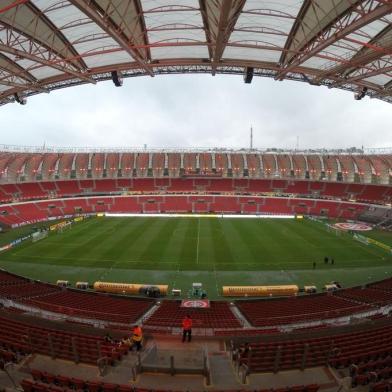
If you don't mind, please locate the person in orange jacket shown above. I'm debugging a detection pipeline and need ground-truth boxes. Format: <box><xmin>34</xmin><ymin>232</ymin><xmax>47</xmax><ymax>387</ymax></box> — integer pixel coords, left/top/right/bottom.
<box><xmin>132</xmin><ymin>325</ymin><xmax>143</xmax><ymax>351</ymax></box>
<box><xmin>182</xmin><ymin>315</ymin><xmax>192</xmax><ymax>342</ymax></box>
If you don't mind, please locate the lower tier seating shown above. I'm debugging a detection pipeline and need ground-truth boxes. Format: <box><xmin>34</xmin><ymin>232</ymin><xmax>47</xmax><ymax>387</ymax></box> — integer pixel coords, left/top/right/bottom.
<box><xmin>236</xmin><ymin>320</ymin><xmax>392</xmax><ymax>374</ymax></box>
<box><xmin>22</xmin><ymin>370</ymin><xmax>320</xmax><ymax>392</ymax></box>
<box><xmin>25</xmin><ymin>290</ymin><xmax>154</xmax><ymax>324</ymax></box>
<box><xmin>236</xmin><ymin>294</ymin><xmax>373</xmax><ymax>327</ymax></box>
<box><xmin>0</xmin><ymin>271</ymin><xmax>154</xmax><ymax>324</ymax></box>
<box><xmin>0</xmin><ymin>312</ymin><xmax>127</xmax><ymax>365</ymax></box>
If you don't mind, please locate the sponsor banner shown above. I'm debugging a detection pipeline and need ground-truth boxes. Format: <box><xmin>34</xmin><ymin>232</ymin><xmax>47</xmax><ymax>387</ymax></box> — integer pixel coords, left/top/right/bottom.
<box><xmin>50</xmin><ymin>221</ymin><xmax>68</xmax><ymax>231</ymax></box>
<box><xmin>333</xmin><ymin>222</ymin><xmax>372</xmax><ymax>231</ymax></box>
<box><xmin>73</xmin><ymin>216</ymin><xmax>84</xmax><ymax>222</ymax></box>
<box><xmin>180</xmin><ymin>300</ymin><xmax>210</xmax><ymax>308</ymax></box>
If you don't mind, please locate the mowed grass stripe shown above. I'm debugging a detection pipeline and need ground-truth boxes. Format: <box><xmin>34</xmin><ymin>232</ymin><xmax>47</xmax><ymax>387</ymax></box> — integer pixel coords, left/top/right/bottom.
<box><xmin>2</xmin><ymin>217</ymin><xmax>391</xmax><ymax>272</ymax></box>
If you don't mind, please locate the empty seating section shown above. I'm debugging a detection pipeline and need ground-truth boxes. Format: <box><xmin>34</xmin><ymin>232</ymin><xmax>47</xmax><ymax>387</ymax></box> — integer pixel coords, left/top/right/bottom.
<box><xmin>239</xmin><ymin>321</ymin><xmax>392</xmax><ymax>374</ymax></box>
<box><xmin>0</xmin><ymin>282</ymin><xmax>59</xmax><ymax>300</ymax></box>
<box><xmin>93</xmin><ymin>179</ymin><xmax>117</xmax><ymax>193</ymax></box>
<box><xmin>0</xmin><ymin>313</ymin><xmax>126</xmax><ymax>365</ymax></box>
<box><xmin>0</xmin><ymin>270</ymin><xmax>60</xmax><ymax>299</ymax></box>
<box><xmin>359</xmin><ymin>185</ymin><xmax>390</xmax><ymax>203</ymax></box>
<box><xmin>350</xmin><ymin>355</ymin><xmax>392</xmax><ymax>388</ymax></box>
<box><xmin>336</xmin><ymin>287</ymin><xmax>392</xmax><ymax>305</ymax></box>
<box><xmin>0</xmin><ymin>271</ymin><xmax>153</xmax><ymax>324</ymax></box>
<box><xmin>286</xmin><ymin>181</ymin><xmax>310</xmax><ymax>194</ymax></box>
<box><xmin>369</xmin><ymin>278</ymin><xmax>392</xmax><ymax>291</ymax></box>
<box><xmin>110</xmin><ymin>197</ymin><xmax>140</xmax><ymax>212</ymax></box>
<box><xmin>322</xmin><ymin>182</ymin><xmax>347</xmax><ymax>197</ymax></box>
<box><xmin>56</xmin><ymin>181</ymin><xmax>82</xmax><ymax>196</ymax></box>
<box><xmin>210</xmin><ymin>197</ymin><xmax>240</xmax><ymax>212</ymax></box>
<box><xmin>78</xmin><ymin>180</ymin><xmax>94</xmax><ymax>190</ymax></box>
<box><xmin>24</xmin><ymin>290</ymin><xmax>154</xmax><ymax>324</ymax></box>
<box><xmin>144</xmin><ymin>300</ymin><xmax>241</xmax><ymax>328</ymax></box>
<box><xmin>21</xmin><ymin>372</ymin><xmax>320</xmax><ymax>392</ymax></box>
<box><xmin>16</xmin><ymin>183</ymin><xmax>45</xmax><ymax>199</ymax></box>
<box><xmin>0</xmin><ymin>195</ymin><xmax>371</xmax><ymax>226</ymax></box>
<box><xmin>236</xmin><ymin>295</ymin><xmax>373</xmax><ymax>327</ymax></box>
<box><xmin>0</xmin><ymin>270</ymin><xmax>29</xmax><ymax>285</ymax></box>
<box><xmin>0</xmin><ymin>178</ymin><xmax>391</xmax><ymax>205</ymax></box>
<box><xmin>162</xmin><ymin>196</ymin><xmax>190</xmax><ymax>212</ymax></box>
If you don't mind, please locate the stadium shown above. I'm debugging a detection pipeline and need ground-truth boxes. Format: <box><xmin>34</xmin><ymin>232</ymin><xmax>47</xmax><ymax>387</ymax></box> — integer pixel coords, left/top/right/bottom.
<box><xmin>0</xmin><ymin>0</ymin><xmax>392</xmax><ymax>391</ymax></box>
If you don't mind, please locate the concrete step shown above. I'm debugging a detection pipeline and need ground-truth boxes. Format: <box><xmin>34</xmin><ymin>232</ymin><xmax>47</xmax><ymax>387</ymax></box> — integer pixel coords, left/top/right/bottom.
<box><xmin>209</xmin><ymin>352</ymin><xmax>242</xmax><ymax>389</ymax></box>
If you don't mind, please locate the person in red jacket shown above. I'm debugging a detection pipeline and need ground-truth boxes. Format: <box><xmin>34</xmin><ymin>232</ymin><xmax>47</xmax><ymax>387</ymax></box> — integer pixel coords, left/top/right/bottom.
<box><xmin>182</xmin><ymin>315</ymin><xmax>192</xmax><ymax>342</ymax></box>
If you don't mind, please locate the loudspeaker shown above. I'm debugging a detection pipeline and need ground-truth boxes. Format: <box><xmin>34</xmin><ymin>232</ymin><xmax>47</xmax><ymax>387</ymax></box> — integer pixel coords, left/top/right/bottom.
<box><xmin>111</xmin><ymin>71</ymin><xmax>123</xmax><ymax>87</ymax></box>
<box><xmin>243</xmin><ymin>67</ymin><xmax>254</xmax><ymax>84</ymax></box>
<box><xmin>14</xmin><ymin>93</ymin><xmax>27</xmax><ymax>105</ymax></box>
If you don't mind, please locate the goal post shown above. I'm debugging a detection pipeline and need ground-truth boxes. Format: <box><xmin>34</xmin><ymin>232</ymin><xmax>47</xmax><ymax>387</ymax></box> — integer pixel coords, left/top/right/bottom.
<box><xmin>32</xmin><ymin>230</ymin><xmax>48</xmax><ymax>243</ymax></box>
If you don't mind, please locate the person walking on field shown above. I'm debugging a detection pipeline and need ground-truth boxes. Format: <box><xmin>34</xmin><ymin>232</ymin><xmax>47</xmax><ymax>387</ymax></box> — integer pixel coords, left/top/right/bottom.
<box><xmin>132</xmin><ymin>325</ymin><xmax>143</xmax><ymax>351</ymax></box>
<box><xmin>182</xmin><ymin>315</ymin><xmax>192</xmax><ymax>342</ymax></box>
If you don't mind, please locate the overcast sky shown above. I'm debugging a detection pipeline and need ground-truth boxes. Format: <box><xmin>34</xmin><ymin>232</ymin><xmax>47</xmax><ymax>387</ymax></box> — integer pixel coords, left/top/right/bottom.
<box><xmin>1</xmin><ymin>74</ymin><xmax>391</xmax><ymax>151</ymax></box>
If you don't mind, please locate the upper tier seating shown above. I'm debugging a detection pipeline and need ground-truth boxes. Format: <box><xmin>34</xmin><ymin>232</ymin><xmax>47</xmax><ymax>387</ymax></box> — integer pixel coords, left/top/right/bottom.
<box><xmin>144</xmin><ymin>300</ymin><xmax>241</xmax><ymax>328</ymax></box>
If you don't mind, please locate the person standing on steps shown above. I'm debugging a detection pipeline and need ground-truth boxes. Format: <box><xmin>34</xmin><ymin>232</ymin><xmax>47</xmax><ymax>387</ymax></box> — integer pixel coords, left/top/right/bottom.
<box><xmin>182</xmin><ymin>314</ymin><xmax>192</xmax><ymax>342</ymax></box>
<box><xmin>132</xmin><ymin>325</ymin><xmax>143</xmax><ymax>351</ymax></box>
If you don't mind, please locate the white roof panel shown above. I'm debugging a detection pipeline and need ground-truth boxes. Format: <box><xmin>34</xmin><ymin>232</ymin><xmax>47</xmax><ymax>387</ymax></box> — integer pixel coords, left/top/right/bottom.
<box><xmin>150</xmin><ymin>45</ymin><xmax>209</xmax><ymax>59</ymax></box>
<box><xmin>84</xmin><ymin>51</ymin><xmax>134</xmax><ymax>68</ymax></box>
<box><xmin>29</xmin><ymin>66</ymin><xmax>65</xmax><ymax>79</ymax></box>
<box><xmin>148</xmin><ymin>28</ymin><xmax>205</xmax><ymax>44</ymax></box>
<box><xmin>223</xmin><ymin>46</ymin><xmax>281</xmax><ymax>63</ymax></box>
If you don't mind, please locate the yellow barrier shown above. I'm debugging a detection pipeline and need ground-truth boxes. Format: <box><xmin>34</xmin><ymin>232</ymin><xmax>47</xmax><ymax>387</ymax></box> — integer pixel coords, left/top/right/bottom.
<box><xmin>222</xmin><ymin>285</ymin><xmax>299</xmax><ymax>297</ymax></box>
<box><xmin>93</xmin><ymin>281</ymin><xmax>168</xmax><ymax>296</ymax></box>
<box><xmin>367</xmin><ymin>237</ymin><xmax>391</xmax><ymax>252</ymax></box>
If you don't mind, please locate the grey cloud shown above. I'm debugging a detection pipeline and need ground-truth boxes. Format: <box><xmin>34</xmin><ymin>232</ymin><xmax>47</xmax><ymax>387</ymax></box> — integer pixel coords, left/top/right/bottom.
<box><xmin>1</xmin><ymin>75</ymin><xmax>391</xmax><ymax>150</ymax></box>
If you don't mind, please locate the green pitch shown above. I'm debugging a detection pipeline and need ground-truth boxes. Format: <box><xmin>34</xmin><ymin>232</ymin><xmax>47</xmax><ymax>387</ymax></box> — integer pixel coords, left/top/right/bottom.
<box><xmin>0</xmin><ymin>216</ymin><xmax>391</xmax><ymax>299</ymax></box>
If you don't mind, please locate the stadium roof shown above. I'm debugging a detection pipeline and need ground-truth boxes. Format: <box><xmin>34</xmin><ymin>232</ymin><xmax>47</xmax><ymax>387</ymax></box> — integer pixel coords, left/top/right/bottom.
<box><xmin>0</xmin><ymin>0</ymin><xmax>391</xmax><ymax>106</ymax></box>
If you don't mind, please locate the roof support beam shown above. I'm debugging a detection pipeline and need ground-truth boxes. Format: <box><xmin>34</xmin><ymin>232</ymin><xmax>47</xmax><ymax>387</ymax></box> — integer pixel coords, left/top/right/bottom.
<box><xmin>313</xmin><ymin>24</ymin><xmax>392</xmax><ymax>84</ymax></box>
<box><xmin>0</xmin><ymin>0</ymin><xmax>28</xmax><ymax>14</ymax></box>
<box><xmin>0</xmin><ymin>78</ymin><xmax>48</xmax><ymax>93</ymax></box>
<box><xmin>134</xmin><ymin>0</ymin><xmax>151</xmax><ymax>62</ymax></box>
<box><xmin>200</xmin><ymin>0</ymin><xmax>246</xmax><ymax>75</ymax></box>
<box><xmin>332</xmin><ymin>65</ymin><xmax>392</xmax><ymax>86</ymax></box>
<box><xmin>277</xmin><ymin>0</ymin><xmax>312</xmax><ymax>67</ymax></box>
<box><xmin>0</xmin><ymin>1</ymin><xmax>87</xmax><ymax>71</ymax></box>
<box><xmin>0</xmin><ymin>43</ymin><xmax>95</xmax><ymax>84</ymax></box>
<box><xmin>0</xmin><ymin>52</ymin><xmax>37</xmax><ymax>83</ymax></box>
<box><xmin>276</xmin><ymin>1</ymin><xmax>392</xmax><ymax>80</ymax></box>
<box><xmin>69</xmin><ymin>0</ymin><xmax>153</xmax><ymax>76</ymax></box>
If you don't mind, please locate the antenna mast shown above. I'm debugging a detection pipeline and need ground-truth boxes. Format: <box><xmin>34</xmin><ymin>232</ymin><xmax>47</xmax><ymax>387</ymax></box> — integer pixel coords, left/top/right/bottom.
<box><xmin>250</xmin><ymin>126</ymin><xmax>253</xmax><ymax>150</ymax></box>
